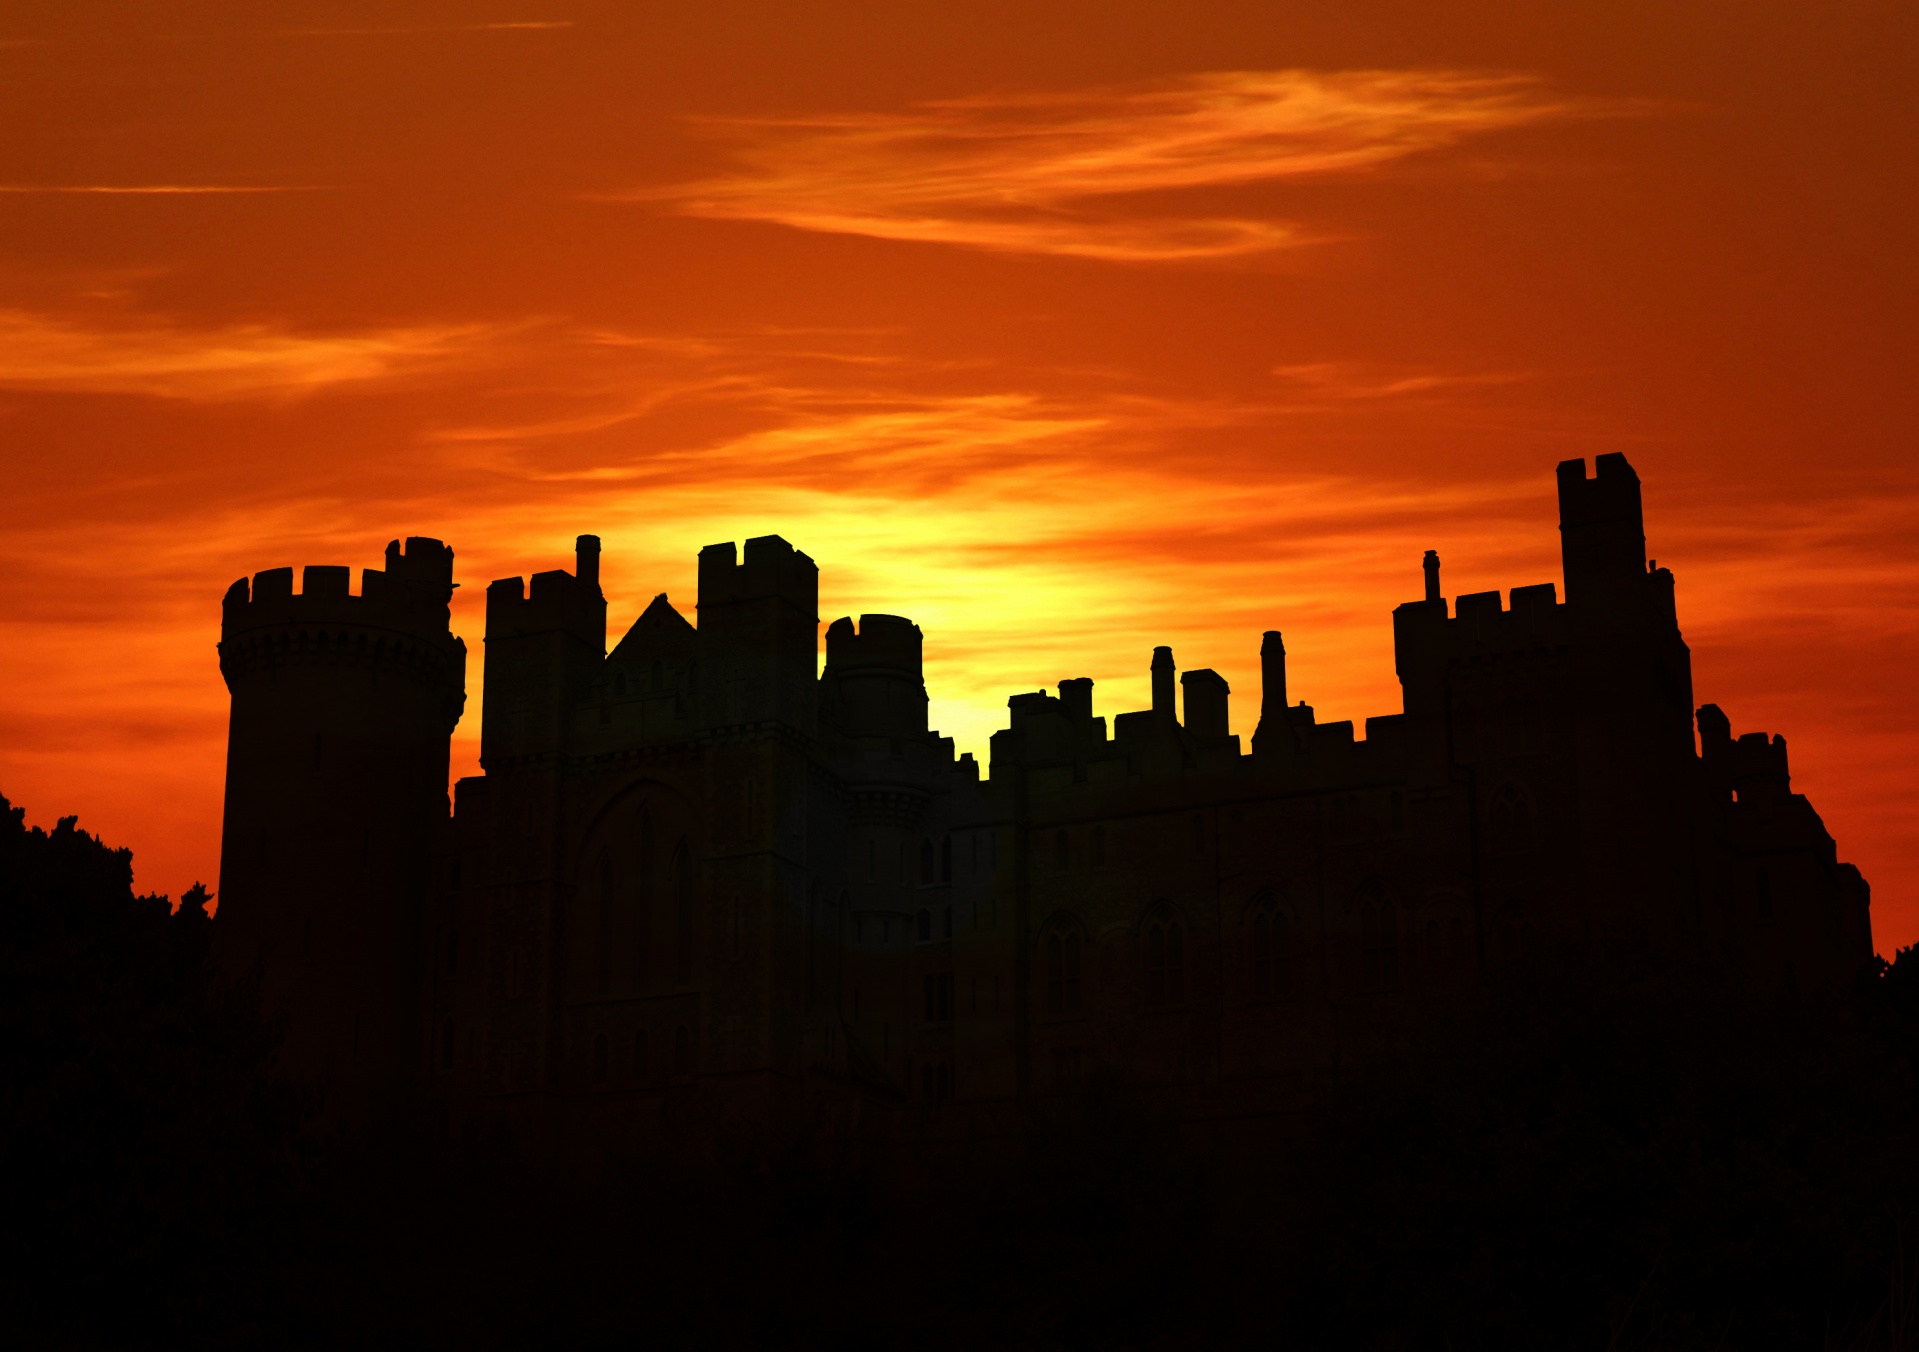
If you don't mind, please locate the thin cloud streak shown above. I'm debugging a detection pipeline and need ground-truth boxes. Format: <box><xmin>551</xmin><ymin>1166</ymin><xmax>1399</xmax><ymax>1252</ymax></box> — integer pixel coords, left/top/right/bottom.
<box><xmin>640</xmin><ymin>70</ymin><xmax>1608</xmax><ymax>260</ymax></box>
<box><xmin>0</xmin><ymin>185</ymin><xmax>323</xmax><ymax>195</ymax></box>
<box><xmin>0</xmin><ymin>310</ymin><xmax>501</xmax><ymax>399</ymax></box>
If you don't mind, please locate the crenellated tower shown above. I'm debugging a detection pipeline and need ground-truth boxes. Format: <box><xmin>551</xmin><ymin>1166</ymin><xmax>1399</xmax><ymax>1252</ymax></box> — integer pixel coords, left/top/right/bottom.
<box><xmin>216</xmin><ymin>538</ymin><xmax>466</xmax><ymax>1129</ymax></box>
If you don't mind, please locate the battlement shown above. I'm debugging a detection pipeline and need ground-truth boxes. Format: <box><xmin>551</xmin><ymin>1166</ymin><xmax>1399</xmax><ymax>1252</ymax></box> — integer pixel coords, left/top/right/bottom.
<box><xmin>484</xmin><ymin>535</ymin><xmax>605</xmax><ymax>644</ymax></box>
<box><xmin>1698</xmin><ymin>704</ymin><xmax>1792</xmax><ymax>804</ymax></box>
<box><xmin>1558</xmin><ymin>454</ymin><xmax>1648</xmax><ymax>604</ymax></box>
<box><xmin>698</xmin><ymin>534</ymin><xmax>818</xmax><ymax>614</ymax></box>
<box><xmin>221</xmin><ymin>537</ymin><xmax>457</xmax><ymax>644</ymax></box>
<box><xmin>824</xmin><ymin>614</ymin><xmax>923</xmax><ymax>676</ymax></box>
<box><xmin>1557</xmin><ymin>453</ymin><xmax>1642</xmax><ymax>528</ymax></box>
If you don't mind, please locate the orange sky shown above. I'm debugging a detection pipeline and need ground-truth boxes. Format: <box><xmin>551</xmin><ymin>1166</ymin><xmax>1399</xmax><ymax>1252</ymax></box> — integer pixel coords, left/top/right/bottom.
<box><xmin>2</xmin><ymin>1</ymin><xmax>1914</xmax><ymax>951</ymax></box>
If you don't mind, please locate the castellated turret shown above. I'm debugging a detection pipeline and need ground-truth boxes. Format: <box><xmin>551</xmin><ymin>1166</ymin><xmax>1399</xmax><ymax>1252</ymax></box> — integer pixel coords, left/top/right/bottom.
<box><xmin>216</xmin><ymin>537</ymin><xmax>466</xmax><ymax>1130</ymax></box>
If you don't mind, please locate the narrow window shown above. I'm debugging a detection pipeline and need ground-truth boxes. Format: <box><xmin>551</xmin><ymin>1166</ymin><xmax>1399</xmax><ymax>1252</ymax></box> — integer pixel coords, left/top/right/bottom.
<box><xmin>941</xmin><ymin>836</ymin><xmax>953</xmax><ymax>882</ymax></box>
<box><xmin>921</xmin><ymin>838</ymin><xmax>936</xmax><ymax>885</ymax></box>
<box><xmin>1046</xmin><ymin>934</ymin><xmax>1064</xmax><ymax>1016</ymax></box>
<box><xmin>597</xmin><ymin>852</ymin><xmax>615</xmax><ymax>995</ymax></box>
<box><xmin>942</xmin><ymin>907</ymin><xmax>952</xmax><ymax>940</ymax></box>
<box><xmin>917</xmin><ymin>909</ymin><xmax>932</xmax><ymax>943</ymax></box>
<box><xmin>635</xmin><ymin>811</ymin><xmax>654</xmax><ymax>990</ymax></box>
<box><xmin>1063</xmin><ymin>932</ymin><xmax>1082</xmax><ymax>1014</ymax></box>
<box><xmin>673</xmin><ymin>841</ymin><xmax>694</xmax><ymax>985</ymax></box>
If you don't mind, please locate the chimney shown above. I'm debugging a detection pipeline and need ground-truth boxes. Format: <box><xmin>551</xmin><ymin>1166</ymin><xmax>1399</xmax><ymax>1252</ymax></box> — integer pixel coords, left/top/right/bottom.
<box><xmin>575</xmin><ymin>534</ymin><xmax>602</xmax><ymax>593</ymax></box>
<box><xmin>1260</xmin><ymin>631</ymin><xmax>1286</xmax><ymax>727</ymax></box>
<box><xmin>1151</xmin><ymin>646</ymin><xmax>1176</xmax><ymax>720</ymax></box>
<box><xmin>1423</xmin><ymin>550</ymin><xmax>1441</xmax><ymax>603</ymax></box>
<box><xmin>1058</xmin><ymin>677</ymin><xmax>1093</xmax><ymax>724</ymax></box>
<box><xmin>1181</xmin><ymin>669</ymin><xmax>1230</xmax><ymax>740</ymax></box>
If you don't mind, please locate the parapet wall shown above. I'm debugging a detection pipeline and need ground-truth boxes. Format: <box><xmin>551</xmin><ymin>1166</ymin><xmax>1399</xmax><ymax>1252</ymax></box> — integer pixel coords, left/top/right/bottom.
<box><xmin>219</xmin><ymin>539</ymin><xmax>466</xmax><ymax>723</ymax></box>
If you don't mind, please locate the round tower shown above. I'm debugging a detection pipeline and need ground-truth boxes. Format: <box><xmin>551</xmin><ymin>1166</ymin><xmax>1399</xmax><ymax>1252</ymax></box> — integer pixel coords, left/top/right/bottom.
<box><xmin>215</xmin><ymin>537</ymin><xmax>466</xmax><ymax>1130</ymax></box>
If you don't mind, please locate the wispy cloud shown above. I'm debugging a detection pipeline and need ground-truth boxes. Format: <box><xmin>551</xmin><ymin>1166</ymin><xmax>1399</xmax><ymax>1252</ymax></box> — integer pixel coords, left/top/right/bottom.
<box><xmin>0</xmin><ymin>309</ymin><xmax>495</xmax><ymax>399</ymax></box>
<box><xmin>280</xmin><ymin>21</ymin><xmax>574</xmax><ymax>37</ymax></box>
<box><xmin>638</xmin><ymin>70</ymin><xmax>1604</xmax><ymax>261</ymax></box>
<box><xmin>0</xmin><ymin>184</ymin><xmax>322</xmax><ymax>195</ymax></box>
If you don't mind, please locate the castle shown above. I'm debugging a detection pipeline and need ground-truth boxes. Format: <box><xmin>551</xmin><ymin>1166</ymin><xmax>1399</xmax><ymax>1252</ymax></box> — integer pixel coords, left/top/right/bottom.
<box><xmin>215</xmin><ymin>455</ymin><xmax>1874</xmax><ymax>1146</ymax></box>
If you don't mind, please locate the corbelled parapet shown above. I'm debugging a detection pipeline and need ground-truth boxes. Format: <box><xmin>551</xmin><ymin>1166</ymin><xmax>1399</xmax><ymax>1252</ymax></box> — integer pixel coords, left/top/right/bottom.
<box><xmin>219</xmin><ymin>537</ymin><xmax>467</xmax><ymax>732</ymax></box>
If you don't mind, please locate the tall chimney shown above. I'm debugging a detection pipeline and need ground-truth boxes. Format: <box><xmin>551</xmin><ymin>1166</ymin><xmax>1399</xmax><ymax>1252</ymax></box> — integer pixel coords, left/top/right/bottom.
<box><xmin>1151</xmin><ymin>646</ymin><xmax>1176</xmax><ymax>720</ymax></box>
<box><xmin>1423</xmin><ymin>549</ymin><xmax>1441</xmax><ymax>603</ymax></box>
<box><xmin>1260</xmin><ymin>630</ymin><xmax>1286</xmax><ymax>726</ymax></box>
<box><xmin>576</xmin><ymin>534</ymin><xmax>602</xmax><ymax>593</ymax></box>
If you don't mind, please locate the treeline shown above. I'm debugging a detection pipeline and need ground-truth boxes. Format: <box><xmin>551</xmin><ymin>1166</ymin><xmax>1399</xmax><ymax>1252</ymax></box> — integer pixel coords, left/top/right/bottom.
<box><xmin>6</xmin><ymin>790</ymin><xmax>1919</xmax><ymax>1349</ymax></box>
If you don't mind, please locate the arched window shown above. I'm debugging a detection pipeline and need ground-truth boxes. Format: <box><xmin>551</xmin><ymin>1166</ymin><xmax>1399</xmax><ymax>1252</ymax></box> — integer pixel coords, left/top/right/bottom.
<box><xmin>1044</xmin><ymin>927</ymin><xmax>1083</xmax><ymax>1016</ymax></box>
<box><xmin>632</xmin><ymin>1028</ymin><xmax>649</xmax><ymax>1080</ymax></box>
<box><xmin>596</xmin><ymin>852</ymin><xmax>616</xmax><ymax>995</ymax></box>
<box><xmin>672</xmin><ymin>840</ymin><xmax>694</xmax><ymax>985</ymax></box>
<box><xmin>920</xmin><ymin>838</ymin><xmax>936</xmax><ymax>885</ymax></box>
<box><xmin>634</xmin><ymin>810</ymin><xmax>654</xmax><ymax>990</ymax></box>
<box><xmin>673</xmin><ymin>1023</ymin><xmax>692</xmax><ymax>1078</ymax></box>
<box><xmin>917</xmin><ymin>908</ymin><xmax>932</xmax><ymax>943</ymax></box>
<box><xmin>1146</xmin><ymin>916</ymin><xmax>1185</xmax><ymax>1007</ymax></box>
<box><xmin>1252</xmin><ymin>903</ymin><xmax>1290</xmax><ymax>999</ymax></box>
<box><xmin>1490</xmin><ymin>783</ymin><xmax>1535</xmax><ymax>855</ymax></box>
<box><xmin>1360</xmin><ymin>889</ymin><xmax>1400</xmax><ymax>990</ymax></box>
<box><xmin>591</xmin><ymin>1032</ymin><xmax>608</xmax><ymax>1084</ymax></box>
<box><xmin>1755</xmin><ymin>864</ymin><xmax>1774</xmax><ymax>919</ymax></box>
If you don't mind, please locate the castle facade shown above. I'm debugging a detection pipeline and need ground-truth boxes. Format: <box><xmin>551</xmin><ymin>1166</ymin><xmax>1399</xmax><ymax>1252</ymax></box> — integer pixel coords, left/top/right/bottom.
<box><xmin>215</xmin><ymin>455</ymin><xmax>1874</xmax><ymax>1145</ymax></box>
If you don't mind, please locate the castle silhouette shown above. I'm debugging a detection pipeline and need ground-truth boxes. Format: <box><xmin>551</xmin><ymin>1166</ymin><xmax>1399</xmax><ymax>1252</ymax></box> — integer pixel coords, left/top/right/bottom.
<box><xmin>215</xmin><ymin>455</ymin><xmax>1873</xmax><ymax>1143</ymax></box>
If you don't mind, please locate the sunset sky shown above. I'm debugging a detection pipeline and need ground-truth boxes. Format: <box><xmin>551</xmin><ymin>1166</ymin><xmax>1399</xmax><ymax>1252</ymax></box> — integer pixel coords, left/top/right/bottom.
<box><xmin>1</xmin><ymin>2</ymin><xmax>1913</xmax><ymax>949</ymax></box>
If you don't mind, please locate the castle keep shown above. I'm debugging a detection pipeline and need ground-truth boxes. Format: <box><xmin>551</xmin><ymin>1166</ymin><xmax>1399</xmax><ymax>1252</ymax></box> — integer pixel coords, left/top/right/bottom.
<box><xmin>216</xmin><ymin>456</ymin><xmax>1874</xmax><ymax>1144</ymax></box>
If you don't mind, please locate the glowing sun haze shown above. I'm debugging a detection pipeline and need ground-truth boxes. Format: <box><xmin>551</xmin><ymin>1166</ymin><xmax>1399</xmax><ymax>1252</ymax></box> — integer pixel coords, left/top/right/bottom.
<box><xmin>1</xmin><ymin>1</ymin><xmax>1913</xmax><ymax>949</ymax></box>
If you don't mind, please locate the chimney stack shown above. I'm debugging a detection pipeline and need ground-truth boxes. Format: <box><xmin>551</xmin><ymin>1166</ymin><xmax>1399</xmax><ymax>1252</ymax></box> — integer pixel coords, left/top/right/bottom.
<box><xmin>1151</xmin><ymin>646</ymin><xmax>1176</xmax><ymax>720</ymax></box>
<box><xmin>576</xmin><ymin>534</ymin><xmax>602</xmax><ymax>593</ymax></box>
<box><xmin>1423</xmin><ymin>549</ymin><xmax>1441</xmax><ymax>603</ymax></box>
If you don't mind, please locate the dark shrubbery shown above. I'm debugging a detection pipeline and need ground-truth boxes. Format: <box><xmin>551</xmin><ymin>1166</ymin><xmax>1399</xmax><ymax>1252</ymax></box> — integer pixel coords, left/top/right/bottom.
<box><xmin>0</xmin><ymin>794</ymin><xmax>306</xmax><ymax>1348</ymax></box>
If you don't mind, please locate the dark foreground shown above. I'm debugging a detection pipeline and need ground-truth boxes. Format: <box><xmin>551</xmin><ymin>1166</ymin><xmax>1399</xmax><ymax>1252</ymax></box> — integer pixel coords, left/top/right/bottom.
<box><xmin>6</xmin><ymin>792</ymin><xmax>1917</xmax><ymax>1350</ymax></box>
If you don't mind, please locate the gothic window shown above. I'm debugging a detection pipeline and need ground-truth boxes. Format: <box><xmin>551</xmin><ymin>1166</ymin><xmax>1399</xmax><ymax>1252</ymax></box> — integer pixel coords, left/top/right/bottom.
<box><xmin>592</xmin><ymin>1032</ymin><xmax>608</xmax><ymax>1084</ymax></box>
<box><xmin>921</xmin><ymin>838</ymin><xmax>936</xmax><ymax>885</ymax></box>
<box><xmin>941</xmin><ymin>836</ymin><xmax>953</xmax><ymax>883</ymax></box>
<box><xmin>596</xmin><ymin>852</ymin><xmax>615</xmax><ymax>995</ymax></box>
<box><xmin>635</xmin><ymin>810</ymin><xmax>654</xmax><ymax>990</ymax></box>
<box><xmin>632</xmin><ymin>1028</ymin><xmax>649</xmax><ymax>1081</ymax></box>
<box><xmin>672</xmin><ymin>840</ymin><xmax>694</xmax><ymax>985</ymax></box>
<box><xmin>673</xmin><ymin>1024</ymin><xmax>692</xmax><ymax>1078</ymax></box>
<box><xmin>1044</xmin><ymin>926</ymin><xmax>1083</xmax><ymax>1017</ymax></box>
<box><xmin>1360</xmin><ymin>888</ymin><xmax>1400</xmax><ymax>990</ymax></box>
<box><xmin>1146</xmin><ymin>915</ymin><xmax>1185</xmax><ymax>1008</ymax></box>
<box><xmin>1252</xmin><ymin>901</ymin><xmax>1291</xmax><ymax>999</ymax></box>
<box><xmin>917</xmin><ymin>909</ymin><xmax>932</xmax><ymax>943</ymax></box>
<box><xmin>1490</xmin><ymin>783</ymin><xmax>1535</xmax><ymax>855</ymax></box>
